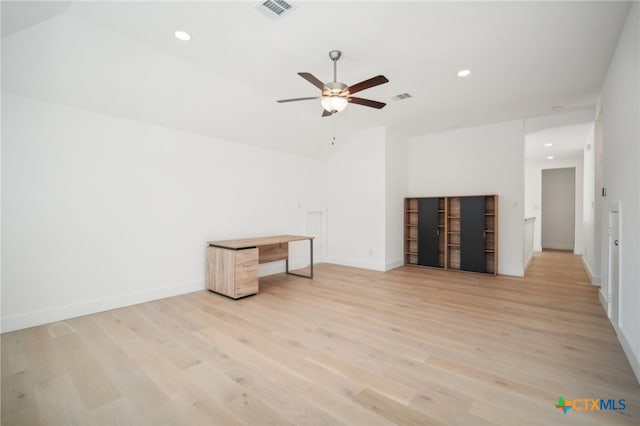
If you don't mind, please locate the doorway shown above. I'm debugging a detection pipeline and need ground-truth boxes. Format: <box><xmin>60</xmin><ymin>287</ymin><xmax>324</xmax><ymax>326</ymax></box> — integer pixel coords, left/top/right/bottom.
<box><xmin>541</xmin><ymin>168</ymin><xmax>576</xmax><ymax>250</ymax></box>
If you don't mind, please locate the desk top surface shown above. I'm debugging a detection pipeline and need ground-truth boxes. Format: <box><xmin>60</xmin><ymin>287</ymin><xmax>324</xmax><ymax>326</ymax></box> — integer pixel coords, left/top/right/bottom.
<box><xmin>208</xmin><ymin>234</ymin><xmax>313</xmax><ymax>249</ymax></box>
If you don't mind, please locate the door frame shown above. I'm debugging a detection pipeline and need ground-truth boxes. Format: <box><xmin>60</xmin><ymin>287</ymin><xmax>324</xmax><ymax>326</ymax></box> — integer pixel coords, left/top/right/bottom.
<box><xmin>606</xmin><ymin>202</ymin><xmax>621</xmax><ymax>330</ymax></box>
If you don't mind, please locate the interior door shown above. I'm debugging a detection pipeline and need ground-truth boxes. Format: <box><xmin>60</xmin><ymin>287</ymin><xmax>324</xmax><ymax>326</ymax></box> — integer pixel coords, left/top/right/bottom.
<box><xmin>541</xmin><ymin>168</ymin><xmax>576</xmax><ymax>250</ymax></box>
<box><xmin>460</xmin><ymin>196</ymin><xmax>486</xmax><ymax>273</ymax></box>
<box><xmin>418</xmin><ymin>198</ymin><xmax>439</xmax><ymax>267</ymax></box>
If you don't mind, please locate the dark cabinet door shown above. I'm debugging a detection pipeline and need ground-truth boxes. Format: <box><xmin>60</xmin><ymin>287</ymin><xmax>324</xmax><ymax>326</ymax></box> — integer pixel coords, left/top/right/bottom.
<box><xmin>418</xmin><ymin>198</ymin><xmax>439</xmax><ymax>267</ymax></box>
<box><xmin>460</xmin><ymin>196</ymin><xmax>486</xmax><ymax>273</ymax></box>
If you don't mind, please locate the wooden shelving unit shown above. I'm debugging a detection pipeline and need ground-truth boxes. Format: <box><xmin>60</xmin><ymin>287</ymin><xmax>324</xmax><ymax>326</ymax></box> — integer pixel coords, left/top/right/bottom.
<box><xmin>446</xmin><ymin>197</ymin><xmax>461</xmax><ymax>270</ymax></box>
<box><xmin>437</xmin><ymin>198</ymin><xmax>445</xmax><ymax>268</ymax></box>
<box><xmin>404</xmin><ymin>195</ymin><xmax>498</xmax><ymax>275</ymax></box>
<box><xmin>405</xmin><ymin>197</ymin><xmax>446</xmax><ymax>268</ymax></box>
<box><xmin>484</xmin><ymin>195</ymin><xmax>497</xmax><ymax>274</ymax></box>
<box><xmin>404</xmin><ymin>198</ymin><xmax>419</xmax><ymax>265</ymax></box>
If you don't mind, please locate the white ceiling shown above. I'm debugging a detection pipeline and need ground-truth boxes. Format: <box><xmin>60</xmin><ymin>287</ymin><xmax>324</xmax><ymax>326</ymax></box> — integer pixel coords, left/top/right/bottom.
<box><xmin>1</xmin><ymin>1</ymin><xmax>631</xmax><ymax>159</ymax></box>
<box><xmin>525</xmin><ymin>122</ymin><xmax>593</xmax><ymax>162</ymax></box>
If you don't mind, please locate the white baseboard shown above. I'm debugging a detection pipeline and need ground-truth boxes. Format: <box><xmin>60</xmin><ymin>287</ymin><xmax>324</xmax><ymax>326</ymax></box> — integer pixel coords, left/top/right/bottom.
<box><xmin>618</xmin><ymin>328</ymin><xmax>640</xmax><ymax>384</ymax></box>
<box><xmin>542</xmin><ymin>243</ymin><xmax>575</xmax><ymax>250</ymax></box>
<box><xmin>599</xmin><ymin>288</ymin><xmax>609</xmax><ymax>315</ymax></box>
<box><xmin>523</xmin><ymin>252</ymin><xmax>534</xmax><ymax>273</ymax></box>
<box><xmin>1</xmin><ymin>279</ymin><xmax>205</xmax><ymax>333</ymax></box>
<box><xmin>385</xmin><ymin>259</ymin><xmax>404</xmax><ymax>271</ymax></box>
<box><xmin>581</xmin><ymin>257</ymin><xmax>601</xmax><ymax>285</ymax></box>
<box><xmin>499</xmin><ymin>265</ymin><xmax>524</xmax><ymax>277</ymax></box>
<box><xmin>534</xmin><ymin>246</ymin><xmax>542</xmax><ymax>252</ymax></box>
<box><xmin>326</xmin><ymin>258</ymin><xmax>524</xmax><ymax>276</ymax></box>
<box><xmin>259</xmin><ymin>260</ymin><xmax>319</xmax><ymax>277</ymax></box>
<box><xmin>573</xmin><ymin>247</ymin><xmax>584</xmax><ymax>255</ymax></box>
<box><xmin>324</xmin><ymin>257</ymin><xmax>386</xmax><ymax>272</ymax></box>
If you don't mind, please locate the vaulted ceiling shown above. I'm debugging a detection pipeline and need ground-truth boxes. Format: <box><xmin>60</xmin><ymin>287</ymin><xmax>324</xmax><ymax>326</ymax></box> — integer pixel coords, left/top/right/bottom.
<box><xmin>2</xmin><ymin>1</ymin><xmax>631</xmax><ymax>158</ymax></box>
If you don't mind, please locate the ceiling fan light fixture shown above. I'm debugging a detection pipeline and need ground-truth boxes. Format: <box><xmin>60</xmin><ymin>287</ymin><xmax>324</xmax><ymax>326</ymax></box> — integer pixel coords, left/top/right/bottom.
<box><xmin>174</xmin><ymin>30</ymin><xmax>191</xmax><ymax>41</ymax></box>
<box><xmin>321</xmin><ymin>96</ymin><xmax>348</xmax><ymax>113</ymax></box>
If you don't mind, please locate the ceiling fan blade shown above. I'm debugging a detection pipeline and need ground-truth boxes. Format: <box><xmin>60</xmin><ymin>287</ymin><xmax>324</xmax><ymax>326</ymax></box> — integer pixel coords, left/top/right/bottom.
<box><xmin>277</xmin><ymin>97</ymin><xmax>320</xmax><ymax>103</ymax></box>
<box><xmin>298</xmin><ymin>72</ymin><xmax>327</xmax><ymax>91</ymax></box>
<box><xmin>348</xmin><ymin>97</ymin><xmax>386</xmax><ymax>109</ymax></box>
<box><xmin>322</xmin><ymin>109</ymin><xmax>334</xmax><ymax>117</ymax></box>
<box><xmin>347</xmin><ymin>75</ymin><xmax>389</xmax><ymax>95</ymax></box>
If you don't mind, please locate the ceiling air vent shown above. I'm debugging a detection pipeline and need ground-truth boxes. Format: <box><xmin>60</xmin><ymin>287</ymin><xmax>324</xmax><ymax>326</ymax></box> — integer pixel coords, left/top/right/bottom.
<box><xmin>260</xmin><ymin>0</ymin><xmax>293</xmax><ymax>17</ymax></box>
<box><xmin>392</xmin><ymin>93</ymin><xmax>412</xmax><ymax>101</ymax></box>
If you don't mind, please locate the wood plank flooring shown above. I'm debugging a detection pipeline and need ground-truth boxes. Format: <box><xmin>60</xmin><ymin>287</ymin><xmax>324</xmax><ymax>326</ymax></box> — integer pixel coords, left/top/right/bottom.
<box><xmin>2</xmin><ymin>251</ymin><xmax>639</xmax><ymax>425</ymax></box>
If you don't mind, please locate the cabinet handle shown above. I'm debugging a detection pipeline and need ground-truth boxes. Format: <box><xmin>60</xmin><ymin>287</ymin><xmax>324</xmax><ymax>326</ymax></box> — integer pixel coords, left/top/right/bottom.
<box><xmin>483</xmin><ymin>231</ymin><xmax>486</xmax><ymax>239</ymax></box>
<box><xmin>436</xmin><ymin>229</ymin><xmax>440</xmax><ymax>236</ymax></box>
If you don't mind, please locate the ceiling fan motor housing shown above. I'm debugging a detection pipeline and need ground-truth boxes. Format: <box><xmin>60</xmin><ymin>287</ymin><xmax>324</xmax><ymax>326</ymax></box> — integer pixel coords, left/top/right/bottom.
<box><xmin>324</xmin><ymin>81</ymin><xmax>348</xmax><ymax>97</ymax></box>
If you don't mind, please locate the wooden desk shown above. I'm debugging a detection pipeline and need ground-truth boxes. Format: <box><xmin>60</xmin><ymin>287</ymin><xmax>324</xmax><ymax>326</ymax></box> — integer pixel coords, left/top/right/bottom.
<box><xmin>206</xmin><ymin>235</ymin><xmax>314</xmax><ymax>299</ymax></box>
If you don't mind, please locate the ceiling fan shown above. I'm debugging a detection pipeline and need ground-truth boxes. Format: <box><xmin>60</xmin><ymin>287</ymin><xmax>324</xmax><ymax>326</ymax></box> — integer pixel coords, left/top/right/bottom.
<box><xmin>277</xmin><ymin>50</ymin><xmax>389</xmax><ymax>117</ymax></box>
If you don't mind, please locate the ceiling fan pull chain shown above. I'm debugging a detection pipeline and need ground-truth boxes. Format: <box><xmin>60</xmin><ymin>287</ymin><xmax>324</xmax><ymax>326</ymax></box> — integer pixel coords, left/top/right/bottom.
<box><xmin>331</xmin><ymin>113</ymin><xmax>336</xmax><ymax>146</ymax></box>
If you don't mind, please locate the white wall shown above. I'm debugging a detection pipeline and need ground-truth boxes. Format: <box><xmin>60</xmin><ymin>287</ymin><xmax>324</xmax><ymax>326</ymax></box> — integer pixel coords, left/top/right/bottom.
<box><xmin>326</xmin><ymin>127</ymin><xmax>387</xmax><ymax>271</ymax></box>
<box><xmin>598</xmin><ymin>2</ymin><xmax>640</xmax><ymax>381</ymax></box>
<box><xmin>582</xmin><ymin>128</ymin><xmax>599</xmax><ymax>284</ymax></box>
<box><xmin>384</xmin><ymin>128</ymin><xmax>409</xmax><ymax>270</ymax></box>
<box><xmin>523</xmin><ymin>162</ymin><xmax>541</xmax><ymax>252</ymax></box>
<box><xmin>408</xmin><ymin>120</ymin><xmax>525</xmax><ymax>276</ymax></box>
<box><xmin>523</xmin><ymin>218</ymin><xmax>535</xmax><ymax>271</ymax></box>
<box><xmin>524</xmin><ymin>108</ymin><xmax>596</xmax><ymax>134</ymax></box>
<box><xmin>325</xmin><ymin>126</ymin><xmax>408</xmax><ymax>272</ymax></box>
<box><xmin>524</xmin><ymin>157</ymin><xmax>584</xmax><ymax>254</ymax></box>
<box><xmin>594</xmin><ymin>120</ymin><xmax>604</xmax><ymax>286</ymax></box>
<box><xmin>1</xmin><ymin>94</ymin><xmax>327</xmax><ymax>332</ymax></box>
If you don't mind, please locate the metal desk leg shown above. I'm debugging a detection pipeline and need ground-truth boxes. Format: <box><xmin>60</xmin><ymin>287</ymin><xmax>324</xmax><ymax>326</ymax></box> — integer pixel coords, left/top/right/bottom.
<box><xmin>286</xmin><ymin>238</ymin><xmax>313</xmax><ymax>279</ymax></box>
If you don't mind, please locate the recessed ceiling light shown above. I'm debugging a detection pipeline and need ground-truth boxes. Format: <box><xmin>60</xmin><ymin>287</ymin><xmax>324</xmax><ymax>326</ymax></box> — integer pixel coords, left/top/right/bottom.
<box><xmin>544</xmin><ymin>143</ymin><xmax>553</xmax><ymax>147</ymax></box>
<box><xmin>174</xmin><ymin>31</ymin><xmax>191</xmax><ymax>41</ymax></box>
<box><xmin>457</xmin><ymin>69</ymin><xmax>471</xmax><ymax>77</ymax></box>
<box><xmin>546</xmin><ymin>156</ymin><xmax>555</xmax><ymax>160</ymax></box>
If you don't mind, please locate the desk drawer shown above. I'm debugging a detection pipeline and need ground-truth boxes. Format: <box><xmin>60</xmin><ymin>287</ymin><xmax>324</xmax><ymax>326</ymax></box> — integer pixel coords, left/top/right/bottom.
<box><xmin>235</xmin><ymin>262</ymin><xmax>258</xmax><ymax>298</ymax></box>
<box><xmin>234</xmin><ymin>248</ymin><xmax>258</xmax><ymax>298</ymax></box>
<box><xmin>207</xmin><ymin>246</ymin><xmax>259</xmax><ymax>299</ymax></box>
<box><xmin>235</xmin><ymin>248</ymin><xmax>258</xmax><ymax>265</ymax></box>
<box><xmin>258</xmin><ymin>243</ymin><xmax>288</xmax><ymax>264</ymax></box>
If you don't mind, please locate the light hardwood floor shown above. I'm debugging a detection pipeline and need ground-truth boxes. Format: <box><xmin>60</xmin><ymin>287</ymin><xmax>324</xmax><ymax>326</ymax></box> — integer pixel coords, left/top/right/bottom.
<box><xmin>2</xmin><ymin>251</ymin><xmax>639</xmax><ymax>425</ymax></box>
